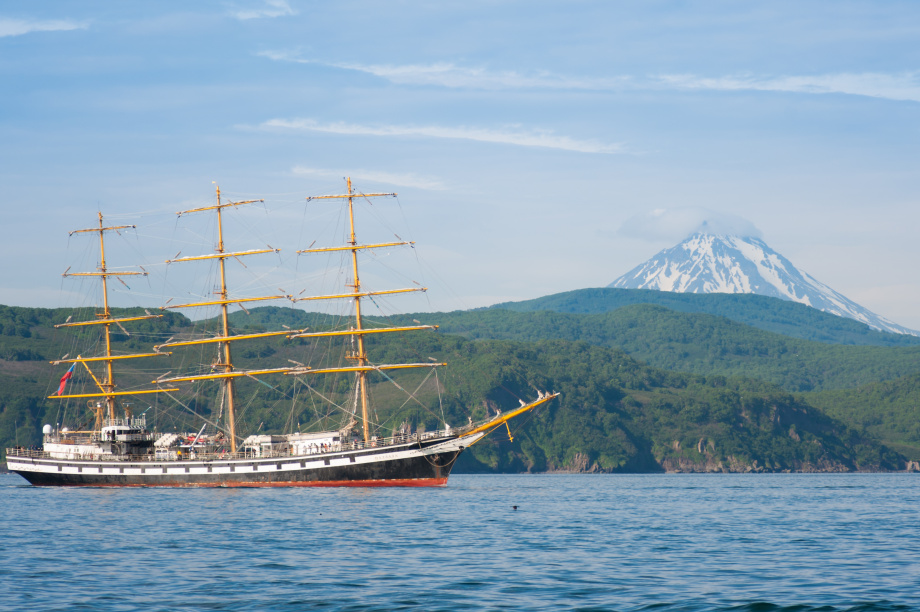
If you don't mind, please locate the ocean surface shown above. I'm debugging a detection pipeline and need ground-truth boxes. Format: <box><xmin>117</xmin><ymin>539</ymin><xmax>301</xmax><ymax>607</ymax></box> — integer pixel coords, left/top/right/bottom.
<box><xmin>1</xmin><ymin>473</ymin><xmax>918</xmax><ymax>612</ymax></box>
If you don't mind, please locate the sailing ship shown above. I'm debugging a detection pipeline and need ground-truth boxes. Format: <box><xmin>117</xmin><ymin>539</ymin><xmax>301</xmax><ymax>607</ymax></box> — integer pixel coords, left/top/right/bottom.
<box><xmin>6</xmin><ymin>180</ymin><xmax>558</xmax><ymax>487</ymax></box>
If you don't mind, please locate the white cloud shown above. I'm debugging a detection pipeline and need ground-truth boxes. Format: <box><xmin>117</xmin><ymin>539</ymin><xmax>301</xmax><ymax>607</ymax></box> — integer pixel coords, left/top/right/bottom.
<box><xmin>257</xmin><ymin>52</ymin><xmax>626</xmax><ymax>90</ymax></box>
<box><xmin>0</xmin><ymin>18</ymin><xmax>88</xmax><ymax>37</ymax></box>
<box><xmin>231</xmin><ymin>0</ymin><xmax>295</xmax><ymax>20</ymax></box>
<box><xmin>260</xmin><ymin>118</ymin><xmax>623</xmax><ymax>154</ymax></box>
<box><xmin>618</xmin><ymin>208</ymin><xmax>762</xmax><ymax>242</ymax></box>
<box><xmin>657</xmin><ymin>72</ymin><xmax>920</xmax><ymax>103</ymax></box>
<box><xmin>258</xmin><ymin>53</ymin><xmax>920</xmax><ymax>103</ymax></box>
<box><xmin>292</xmin><ymin>166</ymin><xmax>448</xmax><ymax>191</ymax></box>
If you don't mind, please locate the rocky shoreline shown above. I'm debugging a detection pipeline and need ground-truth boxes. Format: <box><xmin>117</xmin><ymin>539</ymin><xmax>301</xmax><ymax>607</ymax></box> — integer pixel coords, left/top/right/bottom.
<box><xmin>540</xmin><ymin>451</ymin><xmax>920</xmax><ymax>474</ymax></box>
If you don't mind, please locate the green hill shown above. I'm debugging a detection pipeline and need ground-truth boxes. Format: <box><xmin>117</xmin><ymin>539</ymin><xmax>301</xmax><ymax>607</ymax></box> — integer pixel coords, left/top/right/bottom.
<box><xmin>401</xmin><ymin>336</ymin><xmax>903</xmax><ymax>473</ymax></box>
<box><xmin>390</xmin><ymin>307</ymin><xmax>920</xmax><ymax>393</ymax></box>
<box><xmin>0</xmin><ymin>304</ymin><xmax>904</xmax><ymax>473</ymax></box>
<box><xmin>491</xmin><ymin>288</ymin><xmax>920</xmax><ymax>346</ymax></box>
<box><xmin>805</xmin><ymin>373</ymin><xmax>920</xmax><ymax>460</ymax></box>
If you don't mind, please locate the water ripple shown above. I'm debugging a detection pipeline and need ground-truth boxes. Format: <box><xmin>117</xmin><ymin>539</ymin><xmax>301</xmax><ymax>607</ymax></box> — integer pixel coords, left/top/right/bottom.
<box><xmin>1</xmin><ymin>473</ymin><xmax>918</xmax><ymax>611</ymax></box>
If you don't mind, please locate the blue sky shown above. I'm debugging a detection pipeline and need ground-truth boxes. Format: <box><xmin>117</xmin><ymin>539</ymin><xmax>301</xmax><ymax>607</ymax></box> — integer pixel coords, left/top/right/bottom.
<box><xmin>3</xmin><ymin>1</ymin><xmax>920</xmax><ymax>327</ymax></box>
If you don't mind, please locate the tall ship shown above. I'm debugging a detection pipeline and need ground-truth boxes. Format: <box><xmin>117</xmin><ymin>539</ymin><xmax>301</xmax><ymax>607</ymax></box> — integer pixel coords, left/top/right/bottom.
<box><xmin>6</xmin><ymin>181</ymin><xmax>557</xmax><ymax>487</ymax></box>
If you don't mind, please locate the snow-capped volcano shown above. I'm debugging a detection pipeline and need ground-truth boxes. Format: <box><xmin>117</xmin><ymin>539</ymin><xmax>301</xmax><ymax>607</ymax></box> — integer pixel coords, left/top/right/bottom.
<box><xmin>609</xmin><ymin>233</ymin><xmax>917</xmax><ymax>336</ymax></box>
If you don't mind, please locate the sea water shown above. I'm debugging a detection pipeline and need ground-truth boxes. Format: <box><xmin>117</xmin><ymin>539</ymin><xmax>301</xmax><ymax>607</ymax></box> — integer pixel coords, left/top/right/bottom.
<box><xmin>1</xmin><ymin>472</ymin><xmax>918</xmax><ymax>611</ymax></box>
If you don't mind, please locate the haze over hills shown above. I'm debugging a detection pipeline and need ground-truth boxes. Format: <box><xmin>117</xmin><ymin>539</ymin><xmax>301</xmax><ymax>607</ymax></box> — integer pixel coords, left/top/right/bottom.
<box><xmin>608</xmin><ymin>232</ymin><xmax>917</xmax><ymax>336</ymax></box>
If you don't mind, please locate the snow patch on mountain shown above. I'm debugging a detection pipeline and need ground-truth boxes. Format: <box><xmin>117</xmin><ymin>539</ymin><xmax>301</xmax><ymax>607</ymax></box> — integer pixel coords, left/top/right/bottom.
<box><xmin>610</xmin><ymin>233</ymin><xmax>918</xmax><ymax>336</ymax></box>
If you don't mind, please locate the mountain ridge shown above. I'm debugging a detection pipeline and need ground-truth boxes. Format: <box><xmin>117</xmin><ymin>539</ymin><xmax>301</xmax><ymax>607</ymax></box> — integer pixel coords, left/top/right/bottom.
<box><xmin>490</xmin><ymin>288</ymin><xmax>920</xmax><ymax>347</ymax></box>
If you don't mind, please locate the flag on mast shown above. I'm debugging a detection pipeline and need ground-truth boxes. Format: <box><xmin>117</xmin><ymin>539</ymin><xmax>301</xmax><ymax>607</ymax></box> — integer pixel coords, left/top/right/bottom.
<box><xmin>56</xmin><ymin>363</ymin><xmax>76</xmax><ymax>396</ymax></box>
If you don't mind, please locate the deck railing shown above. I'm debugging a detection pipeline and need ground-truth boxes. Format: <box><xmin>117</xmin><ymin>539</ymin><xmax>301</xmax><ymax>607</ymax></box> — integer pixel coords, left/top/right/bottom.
<box><xmin>5</xmin><ymin>427</ymin><xmax>467</xmax><ymax>463</ymax></box>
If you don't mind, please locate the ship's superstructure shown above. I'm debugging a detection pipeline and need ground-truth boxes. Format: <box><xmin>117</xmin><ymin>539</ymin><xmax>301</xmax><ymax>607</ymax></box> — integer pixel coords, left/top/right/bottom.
<box><xmin>6</xmin><ymin>182</ymin><xmax>558</xmax><ymax>487</ymax></box>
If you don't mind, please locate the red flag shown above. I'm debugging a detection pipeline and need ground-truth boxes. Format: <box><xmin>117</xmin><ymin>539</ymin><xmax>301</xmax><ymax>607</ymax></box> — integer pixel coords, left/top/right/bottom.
<box><xmin>56</xmin><ymin>364</ymin><xmax>75</xmax><ymax>396</ymax></box>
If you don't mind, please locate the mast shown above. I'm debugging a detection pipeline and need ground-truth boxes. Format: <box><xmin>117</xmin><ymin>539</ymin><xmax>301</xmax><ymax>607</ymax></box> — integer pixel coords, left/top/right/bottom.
<box><xmin>296</xmin><ymin>178</ymin><xmax>438</xmax><ymax>442</ymax></box>
<box><xmin>159</xmin><ymin>185</ymin><xmax>295</xmax><ymax>453</ymax></box>
<box><xmin>53</xmin><ymin>213</ymin><xmax>176</xmax><ymax>430</ymax></box>
<box><xmin>97</xmin><ymin>213</ymin><xmax>115</xmax><ymax>422</ymax></box>
<box><xmin>346</xmin><ymin>178</ymin><xmax>372</xmax><ymax>442</ymax></box>
<box><xmin>215</xmin><ymin>188</ymin><xmax>238</xmax><ymax>453</ymax></box>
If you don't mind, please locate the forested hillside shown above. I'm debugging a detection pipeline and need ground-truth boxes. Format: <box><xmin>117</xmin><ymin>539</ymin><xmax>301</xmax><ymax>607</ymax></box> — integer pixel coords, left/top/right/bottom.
<box><xmin>223</xmin><ymin>306</ymin><xmax>920</xmax><ymax>393</ymax></box>
<box><xmin>226</xmin><ymin>306</ymin><xmax>920</xmax><ymax>462</ymax></box>
<box><xmin>492</xmin><ymin>288</ymin><xmax>920</xmax><ymax>346</ymax></box>
<box><xmin>0</xmin><ymin>303</ymin><xmax>914</xmax><ymax>472</ymax></box>
<box><xmin>391</xmin><ymin>307</ymin><xmax>920</xmax><ymax>392</ymax></box>
<box><xmin>236</xmin><ymin>306</ymin><xmax>920</xmax><ymax>462</ymax></box>
<box><xmin>806</xmin><ymin>374</ymin><xmax>920</xmax><ymax>459</ymax></box>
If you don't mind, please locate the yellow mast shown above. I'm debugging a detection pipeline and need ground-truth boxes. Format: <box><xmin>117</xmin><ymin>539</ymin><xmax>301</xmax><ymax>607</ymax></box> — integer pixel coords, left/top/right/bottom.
<box><xmin>163</xmin><ymin>185</ymin><xmax>296</xmax><ymax>453</ymax></box>
<box><xmin>215</xmin><ymin>187</ymin><xmax>238</xmax><ymax>453</ymax></box>
<box><xmin>300</xmin><ymin>178</ymin><xmax>435</xmax><ymax>442</ymax></box>
<box><xmin>98</xmin><ymin>213</ymin><xmax>115</xmax><ymax>422</ymax></box>
<box><xmin>346</xmin><ymin>178</ymin><xmax>373</xmax><ymax>441</ymax></box>
<box><xmin>53</xmin><ymin>213</ymin><xmax>176</xmax><ymax>430</ymax></box>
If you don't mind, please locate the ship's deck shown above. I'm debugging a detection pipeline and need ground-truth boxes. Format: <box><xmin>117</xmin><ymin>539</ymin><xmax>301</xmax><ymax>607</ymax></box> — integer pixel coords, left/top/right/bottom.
<box><xmin>6</xmin><ymin>429</ymin><xmax>464</xmax><ymax>463</ymax></box>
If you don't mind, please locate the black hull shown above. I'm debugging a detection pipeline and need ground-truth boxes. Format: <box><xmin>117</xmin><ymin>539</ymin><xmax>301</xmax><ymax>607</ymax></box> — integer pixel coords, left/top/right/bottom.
<box><xmin>9</xmin><ymin>438</ymin><xmax>465</xmax><ymax>488</ymax></box>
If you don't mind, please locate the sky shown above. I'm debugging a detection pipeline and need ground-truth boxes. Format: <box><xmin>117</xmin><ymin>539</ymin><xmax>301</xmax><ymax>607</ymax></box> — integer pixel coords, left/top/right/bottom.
<box><xmin>2</xmin><ymin>1</ymin><xmax>920</xmax><ymax>328</ymax></box>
